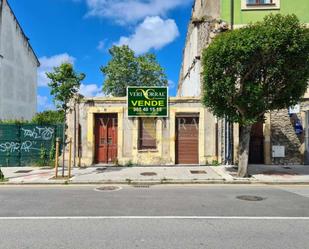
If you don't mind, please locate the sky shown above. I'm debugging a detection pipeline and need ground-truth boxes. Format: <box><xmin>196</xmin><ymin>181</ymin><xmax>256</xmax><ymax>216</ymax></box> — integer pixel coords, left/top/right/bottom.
<box><xmin>8</xmin><ymin>0</ymin><xmax>193</xmax><ymax>112</ymax></box>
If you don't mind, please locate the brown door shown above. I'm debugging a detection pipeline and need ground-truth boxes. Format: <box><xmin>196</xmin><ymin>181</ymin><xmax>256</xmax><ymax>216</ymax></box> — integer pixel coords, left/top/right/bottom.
<box><xmin>176</xmin><ymin>116</ymin><xmax>199</xmax><ymax>164</ymax></box>
<box><xmin>95</xmin><ymin>114</ymin><xmax>118</xmax><ymax>164</ymax></box>
<box><xmin>249</xmin><ymin>122</ymin><xmax>264</xmax><ymax>164</ymax></box>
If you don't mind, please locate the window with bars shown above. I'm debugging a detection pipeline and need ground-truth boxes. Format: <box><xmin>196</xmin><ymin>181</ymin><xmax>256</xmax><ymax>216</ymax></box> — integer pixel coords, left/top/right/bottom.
<box><xmin>138</xmin><ymin>118</ymin><xmax>157</xmax><ymax>150</ymax></box>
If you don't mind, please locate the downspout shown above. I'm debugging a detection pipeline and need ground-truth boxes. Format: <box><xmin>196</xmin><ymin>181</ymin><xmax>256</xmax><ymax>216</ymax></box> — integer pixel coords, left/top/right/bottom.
<box><xmin>73</xmin><ymin>100</ymin><xmax>77</xmax><ymax>168</ymax></box>
<box><xmin>224</xmin><ymin>0</ymin><xmax>235</xmax><ymax>165</ymax></box>
<box><xmin>230</xmin><ymin>0</ymin><xmax>234</xmax><ymax>30</ymax></box>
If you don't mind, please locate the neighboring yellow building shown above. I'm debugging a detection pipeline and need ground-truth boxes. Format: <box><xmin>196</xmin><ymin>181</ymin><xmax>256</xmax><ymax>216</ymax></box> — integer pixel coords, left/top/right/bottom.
<box><xmin>66</xmin><ymin>97</ymin><xmax>219</xmax><ymax>166</ymax></box>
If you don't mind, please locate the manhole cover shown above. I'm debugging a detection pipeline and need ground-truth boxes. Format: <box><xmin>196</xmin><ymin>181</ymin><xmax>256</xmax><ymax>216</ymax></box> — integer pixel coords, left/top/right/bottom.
<box><xmin>95</xmin><ymin>186</ymin><xmax>121</xmax><ymax>192</ymax></box>
<box><xmin>96</xmin><ymin>167</ymin><xmax>107</xmax><ymax>172</ymax></box>
<box><xmin>236</xmin><ymin>195</ymin><xmax>266</xmax><ymax>201</ymax></box>
<box><xmin>190</xmin><ymin>170</ymin><xmax>207</xmax><ymax>174</ymax></box>
<box><xmin>14</xmin><ymin>170</ymin><xmax>32</xmax><ymax>174</ymax></box>
<box><xmin>140</xmin><ymin>172</ymin><xmax>157</xmax><ymax>176</ymax></box>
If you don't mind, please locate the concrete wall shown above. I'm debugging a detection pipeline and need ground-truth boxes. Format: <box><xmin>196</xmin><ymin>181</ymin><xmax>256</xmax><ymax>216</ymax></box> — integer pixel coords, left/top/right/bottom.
<box><xmin>177</xmin><ymin>0</ymin><xmax>228</xmax><ymax>164</ymax></box>
<box><xmin>66</xmin><ymin>97</ymin><xmax>218</xmax><ymax>166</ymax></box>
<box><xmin>0</xmin><ymin>1</ymin><xmax>38</xmax><ymax>121</ymax></box>
<box><xmin>177</xmin><ymin>0</ymin><xmax>222</xmax><ymax>98</ymax></box>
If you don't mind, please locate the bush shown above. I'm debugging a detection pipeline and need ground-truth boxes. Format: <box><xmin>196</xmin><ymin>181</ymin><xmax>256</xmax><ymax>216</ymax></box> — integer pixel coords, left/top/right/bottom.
<box><xmin>31</xmin><ymin>110</ymin><xmax>65</xmax><ymax>125</ymax></box>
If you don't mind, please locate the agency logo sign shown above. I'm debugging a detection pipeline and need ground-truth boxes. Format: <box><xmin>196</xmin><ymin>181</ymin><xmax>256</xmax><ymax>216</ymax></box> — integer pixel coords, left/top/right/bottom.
<box><xmin>127</xmin><ymin>87</ymin><xmax>168</xmax><ymax>117</ymax></box>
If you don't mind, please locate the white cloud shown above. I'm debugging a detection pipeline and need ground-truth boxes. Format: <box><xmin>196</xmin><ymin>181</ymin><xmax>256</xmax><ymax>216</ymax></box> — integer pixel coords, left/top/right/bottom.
<box><xmin>38</xmin><ymin>53</ymin><xmax>75</xmax><ymax>87</ymax></box>
<box><xmin>97</xmin><ymin>40</ymin><xmax>106</xmax><ymax>52</ymax></box>
<box><xmin>84</xmin><ymin>0</ymin><xmax>192</xmax><ymax>24</ymax></box>
<box><xmin>37</xmin><ymin>95</ymin><xmax>55</xmax><ymax>111</ymax></box>
<box><xmin>79</xmin><ymin>84</ymin><xmax>104</xmax><ymax>97</ymax></box>
<box><xmin>116</xmin><ymin>16</ymin><xmax>179</xmax><ymax>55</ymax></box>
<box><xmin>168</xmin><ymin>80</ymin><xmax>176</xmax><ymax>89</ymax></box>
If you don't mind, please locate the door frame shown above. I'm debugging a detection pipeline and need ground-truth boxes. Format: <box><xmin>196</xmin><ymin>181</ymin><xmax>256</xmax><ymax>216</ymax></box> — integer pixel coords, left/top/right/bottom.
<box><xmin>94</xmin><ymin>113</ymin><xmax>118</xmax><ymax>164</ymax></box>
<box><xmin>169</xmin><ymin>108</ymin><xmax>205</xmax><ymax>165</ymax></box>
<box><xmin>87</xmin><ymin>107</ymin><xmax>124</xmax><ymax>166</ymax></box>
<box><xmin>175</xmin><ymin>114</ymin><xmax>200</xmax><ymax>165</ymax></box>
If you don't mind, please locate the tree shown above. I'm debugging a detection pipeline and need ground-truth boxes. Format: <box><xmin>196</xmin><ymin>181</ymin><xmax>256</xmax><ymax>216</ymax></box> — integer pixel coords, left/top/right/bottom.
<box><xmin>46</xmin><ymin>63</ymin><xmax>85</xmax><ymax>174</ymax></box>
<box><xmin>32</xmin><ymin>110</ymin><xmax>65</xmax><ymax>125</ymax></box>
<box><xmin>202</xmin><ymin>14</ymin><xmax>309</xmax><ymax>177</ymax></box>
<box><xmin>101</xmin><ymin>45</ymin><xmax>168</xmax><ymax>96</ymax></box>
<box><xmin>47</xmin><ymin>63</ymin><xmax>85</xmax><ymax>112</ymax></box>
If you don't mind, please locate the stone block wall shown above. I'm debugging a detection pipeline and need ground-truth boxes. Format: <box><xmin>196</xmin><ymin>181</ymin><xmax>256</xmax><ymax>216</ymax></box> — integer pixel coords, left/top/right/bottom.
<box><xmin>270</xmin><ymin>107</ymin><xmax>305</xmax><ymax>165</ymax></box>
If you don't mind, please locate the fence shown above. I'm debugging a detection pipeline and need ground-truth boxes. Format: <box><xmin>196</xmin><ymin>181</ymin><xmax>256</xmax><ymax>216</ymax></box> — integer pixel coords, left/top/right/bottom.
<box><xmin>0</xmin><ymin>124</ymin><xmax>64</xmax><ymax>167</ymax></box>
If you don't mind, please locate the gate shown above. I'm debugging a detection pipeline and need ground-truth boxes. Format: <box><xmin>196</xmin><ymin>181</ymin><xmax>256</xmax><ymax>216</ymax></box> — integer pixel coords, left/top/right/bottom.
<box><xmin>0</xmin><ymin>124</ymin><xmax>64</xmax><ymax>167</ymax></box>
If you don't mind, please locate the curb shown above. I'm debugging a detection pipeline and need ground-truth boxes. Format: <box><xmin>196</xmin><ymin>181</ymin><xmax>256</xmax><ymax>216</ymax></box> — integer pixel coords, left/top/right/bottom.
<box><xmin>1</xmin><ymin>179</ymin><xmax>309</xmax><ymax>185</ymax></box>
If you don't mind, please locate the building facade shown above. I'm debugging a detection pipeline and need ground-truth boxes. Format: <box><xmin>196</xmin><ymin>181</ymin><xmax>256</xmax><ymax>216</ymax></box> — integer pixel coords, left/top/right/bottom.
<box><xmin>66</xmin><ymin>97</ymin><xmax>218</xmax><ymax>166</ymax></box>
<box><xmin>178</xmin><ymin>0</ymin><xmax>309</xmax><ymax>165</ymax></box>
<box><xmin>0</xmin><ymin>0</ymin><xmax>39</xmax><ymax>121</ymax></box>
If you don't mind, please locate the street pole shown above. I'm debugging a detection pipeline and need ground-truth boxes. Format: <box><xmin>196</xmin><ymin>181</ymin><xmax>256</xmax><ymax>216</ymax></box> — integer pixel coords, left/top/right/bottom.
<box><xmin>55</xmin><ymin>138</ymin><xmax>60</xmax><ymax>178</ymax></box>
<box><xmin>68</xmin><ymin>138</ymin><xmax>72</xmax><ymax>179</ymax></box>
<box><xmin>62</xmin><ymin>120</ymin><xmax>66</xmax><ymax>177</ymax></box>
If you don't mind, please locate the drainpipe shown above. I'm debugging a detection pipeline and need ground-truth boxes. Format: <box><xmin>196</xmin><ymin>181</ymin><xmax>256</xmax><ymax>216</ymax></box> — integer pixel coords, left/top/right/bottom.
<box><xmin>225</xmin><ymin>0</ymin><xmax>235</xmax><ymax>165</ymax></box>
<box><xmin>230</xmin><ymin>0</ymin><xmax>234</xmax><ymax>30</ymax></box>
<box><xmin>73</xmin><ymin>100</ymin><xmax>77</xmax><ymax>168</ymax></box>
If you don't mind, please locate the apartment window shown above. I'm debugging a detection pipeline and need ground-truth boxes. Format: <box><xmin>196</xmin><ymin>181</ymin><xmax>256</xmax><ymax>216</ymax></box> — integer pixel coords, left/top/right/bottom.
<box><xmin>242</xmin><ymin>0</ymin><xmax>280</xmax><ymax>9</ymax></box>
<box><xmin>247</xmin><ymin>0</ymin><xmax>274</xmax><ymax>5</ymax></box>
<box><xmin>138</xmin><ymin>118</ymin><xmax>157</xmax><ymax>150</ymax></box>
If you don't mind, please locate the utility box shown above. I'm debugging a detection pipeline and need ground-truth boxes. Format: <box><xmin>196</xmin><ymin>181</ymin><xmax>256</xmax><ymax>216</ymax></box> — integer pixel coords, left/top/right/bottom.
<box><xmin>272</xmin><ymin>146</ymin><xmax>285</xmax><ymax>158</ymax></box>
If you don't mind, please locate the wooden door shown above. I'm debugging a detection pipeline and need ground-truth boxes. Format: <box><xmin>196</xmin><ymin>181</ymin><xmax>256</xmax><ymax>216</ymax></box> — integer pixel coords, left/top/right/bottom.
<box><xmin>95</xmin><ymin>114</ymin><xmax>118</xmax><ymax>164</ymax></box>
<box><xmin>176</xmin><ymin>116</ymin><xmax>199</xmax><ymax>164</ymax></box>
<box><xmin>249</xmin><ymin>122</ymin><xmax>264</xmax><ymax>164</ymax></box>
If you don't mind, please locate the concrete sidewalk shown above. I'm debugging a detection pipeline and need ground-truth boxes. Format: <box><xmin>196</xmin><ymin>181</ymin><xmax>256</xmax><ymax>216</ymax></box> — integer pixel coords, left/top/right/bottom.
<box><xmin>1</xmin><ymin>164</ymin><xmax>309</xmax><ymax>185</ymax></box>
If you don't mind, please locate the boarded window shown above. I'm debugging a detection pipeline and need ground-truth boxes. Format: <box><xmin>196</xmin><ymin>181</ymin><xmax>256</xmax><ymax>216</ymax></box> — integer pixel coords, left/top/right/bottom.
<box><xmin>139</xmin><ymin>118</ymin><xmax>157</xmax><ymax>150</ymax></box>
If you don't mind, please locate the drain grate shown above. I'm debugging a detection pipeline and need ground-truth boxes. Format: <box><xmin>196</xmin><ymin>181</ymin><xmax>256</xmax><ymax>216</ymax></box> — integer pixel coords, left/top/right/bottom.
<box><xmin>133</xmin><ymin>185</ymin><xmax>151</xmax><ymax>188</ymax></box>
<box><xmin>40</xmin><ymin>167</ymin><xmax>53</xmax><ymax>170</ymax></box>
<box><xmin>14</xmin><ymin>170</ymin><xmax>32</xmax><ymax>174</ymax></box>
<box><xmin>95</xmin><ymin>186</ymin><xmax>121</xmax><ymax>192</ymax></box>
<box><xmin>140</xmin><ymin>172</ymin><xmax>157</xmax><ymax>176</ymax></box>
<box><xmin>283</xmin><ymin>166</ymin><xmax>292</xmax><ymax>170</ymax></box>
<box><xmin>236</xmin><ymin>195</ymin><xmax>266</xmax><ymax>201</ymax></box>
<box><xmin>190</xmin><ymin>170</ymin><xmax>207</xmax><ymax>174</ymax></box>
<box><xmin>263</xmin><ymin>170</ymin><xmax>298</xmax><ymax>176</ymax></box>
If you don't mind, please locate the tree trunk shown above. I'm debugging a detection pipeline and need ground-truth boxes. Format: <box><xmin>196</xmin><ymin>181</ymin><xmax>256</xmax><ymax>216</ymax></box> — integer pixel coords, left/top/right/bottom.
<box><xmin>62</xmin><ymin>112</ymin><xmax>67</xmax><ymax>177</ymax></box>
<box><xmin>238</xmin><ymin>124</ymin><xmax>252</xmax><ymax>177</ymax></box>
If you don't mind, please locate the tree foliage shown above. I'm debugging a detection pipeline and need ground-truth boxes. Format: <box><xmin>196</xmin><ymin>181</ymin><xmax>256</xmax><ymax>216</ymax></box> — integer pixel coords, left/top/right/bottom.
<box><xmin>101</xmin><ymin>45</ymin><xmax>168</xmax><ymax>97</ymax></box>
<box><xmin>202</xmin><ymin>14</ymin><xmax>309</xmax><ymax>126</ymax></box>
<box><xmin>31</xmin><ymin>110</ymin><xmax>65</xmax><ymax>125</ymax></box>
<box><xmin>47</xmin><ymin>63</ymin><xmax>85</xmax><ymax>112</ymax></box>
<box><xmin>202</xmin><ymin>14</ymin><xmax>309</xmax><ymax>177</ymax></box>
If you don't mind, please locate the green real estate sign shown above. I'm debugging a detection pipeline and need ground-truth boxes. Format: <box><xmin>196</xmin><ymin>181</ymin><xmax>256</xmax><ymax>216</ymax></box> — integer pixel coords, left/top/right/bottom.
<box><xmin>127</xmin><ymin>87</ymin><xmax>168</xmax><ymax>117</ymax></box>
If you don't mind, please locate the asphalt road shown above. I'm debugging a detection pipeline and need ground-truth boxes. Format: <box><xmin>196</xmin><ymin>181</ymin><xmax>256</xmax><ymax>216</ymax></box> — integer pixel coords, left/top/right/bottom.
<box><xmin>0</xmin><ymin>185</ymin><xmax>309</xmax><ymax>249</ymax></box>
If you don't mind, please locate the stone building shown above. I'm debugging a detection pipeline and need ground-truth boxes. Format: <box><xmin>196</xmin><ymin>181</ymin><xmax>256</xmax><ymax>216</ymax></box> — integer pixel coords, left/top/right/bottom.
<box><xmin>66</xmin><ymin>97</ymin><xmax>218</xmax><ymax>166</ymax></box>
<box><xmin>178</xmin><ymin>0</ymin><xmax>309</xmax><ymax>165</ymax></box>
<box><xmin>0</xmin><ymin>0</ymin><xmax>39</xmax><ymax>120</ymax></box>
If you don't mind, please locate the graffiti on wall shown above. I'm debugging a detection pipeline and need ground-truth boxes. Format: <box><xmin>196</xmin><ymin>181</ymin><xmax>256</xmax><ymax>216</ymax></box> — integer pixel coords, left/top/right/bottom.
<box><xmin>0</xmin><ymin>141</ymin><xmax>40</xmax><ymax>153</ymax></box>
<box><xmin>0</xmin><ymin>126</ymin><xmax>55</xmax><ymax>154</ymax></box>
<box><xmin>22</xmin><ymin>127</ymin><xmax>54</xmax><ymax>140</ymax></box>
